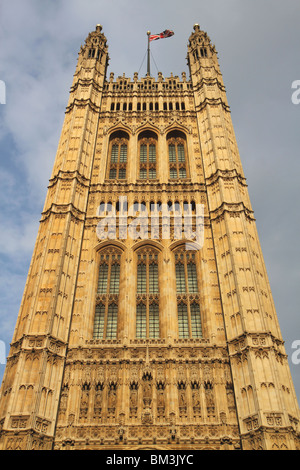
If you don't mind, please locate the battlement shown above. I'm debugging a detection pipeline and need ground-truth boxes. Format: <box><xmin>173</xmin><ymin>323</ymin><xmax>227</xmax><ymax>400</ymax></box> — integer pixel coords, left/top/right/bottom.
<box><xmin>103</xmin><ymin>72</ymin><xmax>192</xmax><ymax>93</ymax></box>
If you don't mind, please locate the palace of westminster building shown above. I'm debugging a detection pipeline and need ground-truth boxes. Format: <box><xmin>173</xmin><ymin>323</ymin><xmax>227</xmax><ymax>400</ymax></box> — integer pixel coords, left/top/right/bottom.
<box><xmin>0</xmin><ymin>24</ymin><xmax>299</xmax><ymax>451</ymax></box>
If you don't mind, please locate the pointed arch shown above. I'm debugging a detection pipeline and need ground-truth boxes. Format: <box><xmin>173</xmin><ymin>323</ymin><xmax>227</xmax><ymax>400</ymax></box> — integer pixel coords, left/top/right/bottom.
<box><xmin>169</xmin><ymin>239</ymin><xmax>203</xmax><ymax>253</ymax></box>
<box><xmin>137</xmin><ymin>129</ymin><xmax>159</xmax><ymax>140</ymax></box>
<box><xmin>95</xmin><ymin>239</ymin><xmax>127</xmax><ymax>254</ymax></box>
<box><xmin>134</xmin><ymin>243</ymin><xmax>161</xmax><ymax>339</ymax></box>
<box><xmin>132</xmin><ymin>239</ymin><xmax>164</xmax><ymax>253</ymax></box>
<box><xmin>93</xmin><ymin>243</ymin><xmax>124</xmax><ymax>340</ymax></box>
<box><xmin>106</xmin><ymin>124</ymin><xmax>132</xmax><ymax>138</ymax></box>
<box><xmin>167</xmin><ymin>129</ymin><xmax>189</xmax><ymax>180</ymax></box>
<box><xmin>135</xmin><ymin>121</ymin><xmax>161</xmax><ymax>136</ymax></box>
<box><xmin>171</xmin><ymin>243</ymin><xmax>202</xmax><ymax>339</ymax></box>
<box><xmin>107</xmin><ymin>130</ymin><xmax>129</xmax><ymax>181</ymax></box>
<box><xmin>138</xmin><ymin>130</ymin><xmax>158</xmax><ymax>180</ymax></box>
<box><xmin>164</xmin><ymin>121</ymin><xmax>191</xmax><ymax>136</ymax></box>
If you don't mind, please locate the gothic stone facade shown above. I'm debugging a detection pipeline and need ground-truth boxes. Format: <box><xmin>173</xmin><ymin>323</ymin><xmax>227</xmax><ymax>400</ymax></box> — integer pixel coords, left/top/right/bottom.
<box><xmin>0</xmin><ymin>24</ymin><xmax>299</xmax><ymax>451</ymax></box>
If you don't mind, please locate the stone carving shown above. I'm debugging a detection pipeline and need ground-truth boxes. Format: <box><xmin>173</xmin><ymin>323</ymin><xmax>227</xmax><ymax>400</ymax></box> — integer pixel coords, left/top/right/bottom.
<box><xmin>205</xmin><ymin>381</ymin><xmax>216</xmax><ymax>419</ymax></box>
<box><xmin>178</xmin><ymin>381</ymin><xmax>187</xmax><ymax>418</ymax></box>
<box><xmin>129</xmin><ymin>382</ymin><xmax>138</xmax><ymax>418</ymax></box>
<box><xmin>108</xmin><ymin>382</ymin><xmax>117</xmax><ymax>418</ymax></box>
<box><xmin>80</xmin><ymin>383</ymin><xmax>90</xmax><ymax>419</ymax></box>
<box><xmin>156</xmin><ymin>381</ymin><xmax>166</xmax><ymax>419</ymax></box>
<box><xmin>94</xmin><ymin>382</ymin><xmax>104</xmax><ymax>418</ymax></box>
<box><xmin>191</xmin><ymin>381</ymin><xmax>201</xmax><ymax>417</ymax></box>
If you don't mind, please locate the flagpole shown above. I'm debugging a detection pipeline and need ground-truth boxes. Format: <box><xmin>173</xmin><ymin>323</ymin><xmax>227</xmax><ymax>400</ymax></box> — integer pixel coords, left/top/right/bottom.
<box><xmin>147</xmin><ymin>31</ymin><xmax>151</xmax><ymax>76</ymax></box>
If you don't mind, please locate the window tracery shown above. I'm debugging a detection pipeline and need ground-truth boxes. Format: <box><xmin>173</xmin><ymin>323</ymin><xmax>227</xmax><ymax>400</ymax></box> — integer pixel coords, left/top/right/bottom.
<box><xmin>167</xmin><ymin>132</ymin><xmax>188</xmax><ymax>180</ymax></box>
<box><xmin>108</xmin><ymin>132</ymin><xmax>128</xmax><ymax>180</ymax></box>
<box><xmin>174</xmin><ymin>248</ymin><xmax>202</xmax><ymax>339</ymax></box>
<box><xmin>93</xmin><ymin>248</ymin><xmax>121</xmax><ymax>339</ymax></box>
<box><xmin>138</xmin><ymin>131</ymin><xmax>158</xmax><ymax>180</ymax></box>
<box><xmin>136</xmin><ymin>247</ymin><xmax>160</xmax><ymax>339</ymax></box>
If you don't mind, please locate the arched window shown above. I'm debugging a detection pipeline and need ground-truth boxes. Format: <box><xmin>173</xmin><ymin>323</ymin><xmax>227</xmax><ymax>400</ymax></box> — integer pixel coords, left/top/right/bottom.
<box><xmin>136</xmin><ymin>247</ymin><xmax>160</xmax><ymax>339</ymax></box>
<box><xmin>108</xmin><ymin>131</ymin><xmax>129</xmax><ymax>180</ymax></box>
<box><xmin>174</xmin><ymin>248</ymin><xmax>202</xmax><ymax>339</ymax></box>
<box><xmin>138</xmin><ymin>131</ymin><xmax>158</xmax><ymax>180</ymax></box>
<box><xmin>93</xmin><ymin>248</ymin><xmax>121</xmax><ymax>339</ymax></box>
<box><xmin>167</xmin><ymin>131</ymin><xmax>188</xmax><ymax>180</ymax></box>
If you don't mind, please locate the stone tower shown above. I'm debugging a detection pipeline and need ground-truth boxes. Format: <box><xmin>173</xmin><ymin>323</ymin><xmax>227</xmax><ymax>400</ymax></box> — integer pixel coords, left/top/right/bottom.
<box><xmin>0</xmin><ymin>24</ymin><xmax>299</xmax><ymax>451</ymax></box>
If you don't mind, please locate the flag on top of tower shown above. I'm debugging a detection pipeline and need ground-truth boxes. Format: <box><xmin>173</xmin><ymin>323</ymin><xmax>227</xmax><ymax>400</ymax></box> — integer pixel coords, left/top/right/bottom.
<box><xmin>149</xmin><ymin>30</ymin><xmax>174</xmax><ymax>42</ymax></box>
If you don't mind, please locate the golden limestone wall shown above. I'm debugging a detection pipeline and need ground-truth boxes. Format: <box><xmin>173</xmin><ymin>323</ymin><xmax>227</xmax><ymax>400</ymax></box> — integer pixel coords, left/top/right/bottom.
<box><xmin>0</xmin><ymin>24</ymin><xmax>298</xmax><ymax>451</ymax></box>
<box><xmin>188</xmin><ymin>24</ymin><xmax>300</xmax><ymax>449</ymax></box>
<box><xmin>52</xmin><ymin>55</ymin><xmax>240</xmax><ymax>450</ymax></box>
<box><xmin>0</xmin><ymin>25</ymin><xmax>108</xmax><ymax>451</ymax></box>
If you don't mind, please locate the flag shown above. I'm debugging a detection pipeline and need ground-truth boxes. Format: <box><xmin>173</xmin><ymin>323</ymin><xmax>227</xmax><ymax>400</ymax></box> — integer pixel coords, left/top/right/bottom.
<box><xmin>149</xmin><ymin>30</ymin><xmax>174</xmax><ymax>42</ymax></box>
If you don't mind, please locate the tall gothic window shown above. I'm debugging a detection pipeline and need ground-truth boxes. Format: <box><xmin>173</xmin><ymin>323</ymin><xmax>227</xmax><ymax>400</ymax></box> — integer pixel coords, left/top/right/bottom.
<box><xmin>167</xmin><ymin>131</ymin><xmax>188</xmax><ymax>180</ymax></box>
<box><xmin>93</xmin><ymin>249</ymin><xmax>121</xmax><ymax>339</ymax></box>
<box><xmin>108</xmin><ymin>131</ymin><xmax>129</xmax><ymax>180</ymax></box>
<box><xmin>136</xmin><ymin>247</ymin><xmax>160</xmax><ymax>339</ymax></box>
<box><xmin>175</xmin><ymin>249</ymin><xmax>202</xmax><ymax>339</ymax></box>
<box><xmin>138</xmin><ymin>131</ymin><xmax>158</xmax><ymax>180</ymax></box>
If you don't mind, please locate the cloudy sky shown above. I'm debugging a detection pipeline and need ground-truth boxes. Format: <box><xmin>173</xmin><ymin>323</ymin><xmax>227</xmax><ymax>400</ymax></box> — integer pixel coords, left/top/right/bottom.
<box><xmin>0</xmin><ymin>0</ymin><xmax>299</xmax><ymax>403</ymax></box>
